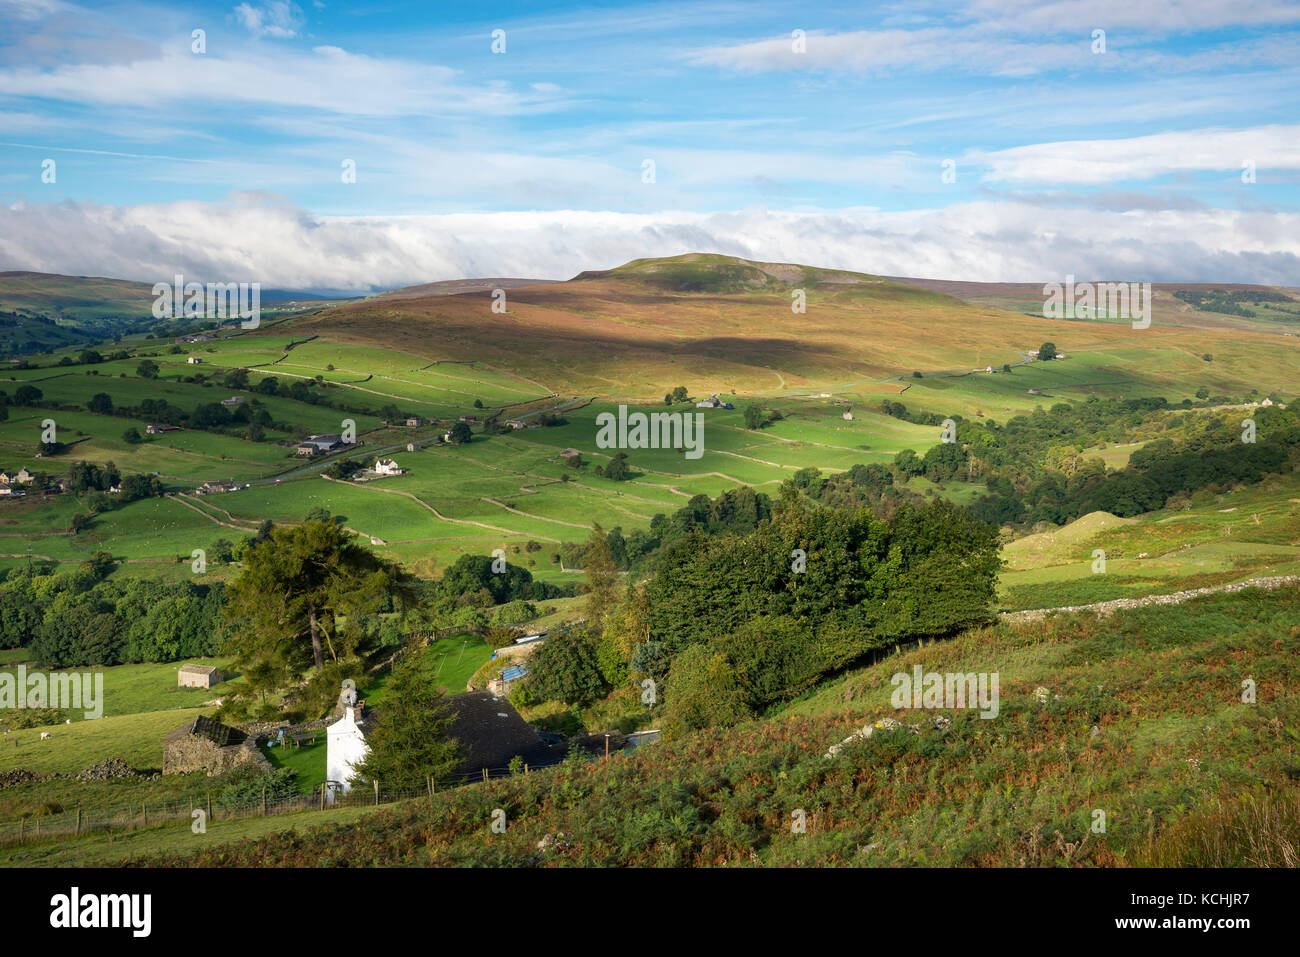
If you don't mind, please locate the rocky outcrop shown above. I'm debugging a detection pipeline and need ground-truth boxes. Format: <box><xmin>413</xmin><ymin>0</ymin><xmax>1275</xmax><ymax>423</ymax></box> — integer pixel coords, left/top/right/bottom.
<box><xmin>824</xmin><ymin>715</ymin><xmax>951</xmax><ymax>760</ymax></box>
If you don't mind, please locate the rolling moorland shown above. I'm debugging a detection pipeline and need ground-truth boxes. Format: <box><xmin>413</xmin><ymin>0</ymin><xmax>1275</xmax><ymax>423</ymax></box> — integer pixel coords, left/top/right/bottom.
<box><xmin>0</xmin><ymin>253</ymin><xmax>1297</xmax><ymax>867</ymax></box>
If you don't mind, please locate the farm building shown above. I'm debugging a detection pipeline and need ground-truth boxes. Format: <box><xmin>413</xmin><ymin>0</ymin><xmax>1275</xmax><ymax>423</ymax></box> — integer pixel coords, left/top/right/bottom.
<box><xmin>695</xmin><ymin>394</ymin><xmax>734</xmax><ymax>409</ymax></box>
<box><xmin>404</xmin><ymin>417</ymin><xmax>421</xmax><ymax>427</ymax></box>
<box><xmin>145</xmin><ymin>423</ymin><xmax>180</xmax><ymax>435</ymax></box>
<box><xmin>163</xmin><ymin>715</ymin><xmax>269</xmax><ymax>776</ymax></box>
<box><xmin>220</xmin><ymin>396</ymin><xmax>246</xmax><ymax>407</ymax></box>
<box><xmin>302</xmin><ymin>433</ymin><xmax>343</xmax><ymax>453</ymax></box>
<box><xmin>177</xmin><ymin>664</ymin><xmax>222</xmax><ymax>688</ymax></box>
<box><xmin>187</xmin><ymin>356</ymin><xmax>202</xmax><ymax>364</ymax></box>
<box><xmin>325</xmin><ymin>691</ymin><xmax>562</xmax><ymax>801</ymax></box>
<box><xmin>373</xmin><ymin>458</ymin><xmax>405</xmax><ymax>476</ymax></box>
<box><xmin>196</xmin><ymin>480</ymin><xmax>243</xmax><ymax>495</ymax></box>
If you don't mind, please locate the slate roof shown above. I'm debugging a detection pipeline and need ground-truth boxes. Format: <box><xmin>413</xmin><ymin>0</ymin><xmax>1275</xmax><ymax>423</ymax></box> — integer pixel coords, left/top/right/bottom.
<box><xmin>360</xmin><ymin>691</ymin><xmax>561</xmax><ymax>778</ymax></box>
<box><xmin>445</xmin><ymin>691</ymin><xmax>562</xmax><ymax>776</ymax></box>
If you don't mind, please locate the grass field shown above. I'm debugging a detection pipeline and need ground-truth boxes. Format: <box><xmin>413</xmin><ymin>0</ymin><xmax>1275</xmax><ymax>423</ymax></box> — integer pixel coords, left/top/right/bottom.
<box><xmin>0</xmin><ymin>802</ymin><xmax>389</xmax><ymax>867</ymax></box>
<box><xmin>0</xmin><ymin>708</ymin><xmax>208</xmax><ymax>775</ymax></box>
<box><xmin>998</xmin><ymin>476</ymin><xmax>1300</xmax><ymax>610</ymax></box>
<box><xmin>0</xmin><ymin>652</ymin><xmax>234</xmax><ymax>722</ymax></box>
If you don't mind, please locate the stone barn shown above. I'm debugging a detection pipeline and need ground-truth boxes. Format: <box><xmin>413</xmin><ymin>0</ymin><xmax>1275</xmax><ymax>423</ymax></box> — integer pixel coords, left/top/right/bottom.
<box><xmin>178</xmin><ymin>664</ymin><xmax>222</xmax><ymax>689</ymax></box>
<box><xmin>163</xmin><ymin>715</ymin><xmax>270</xmax><ymax>776</ymax></box>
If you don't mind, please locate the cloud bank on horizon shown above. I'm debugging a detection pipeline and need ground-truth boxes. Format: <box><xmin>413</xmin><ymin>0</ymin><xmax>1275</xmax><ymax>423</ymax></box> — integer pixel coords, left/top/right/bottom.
<box><xmin>0</xmin><ymin>0</ymin><xmax>1297</xmax><ymax>290</ymax></box>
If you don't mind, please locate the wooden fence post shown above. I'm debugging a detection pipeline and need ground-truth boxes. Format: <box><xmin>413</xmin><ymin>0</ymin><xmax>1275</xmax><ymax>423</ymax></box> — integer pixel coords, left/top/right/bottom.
<box><xmin>207</xmin><ymin>792</ymin><xmax>212</xmax><ymax>822</ymax></box>
<box><xmin>76</xmin><ymin>808</ymin><xmax>82</xmax><ymax>836</ymax></box>
<box><xmin>373</xmin><ymin>780</ymin><xmax>379</xmax><ymax>805</ymax></box>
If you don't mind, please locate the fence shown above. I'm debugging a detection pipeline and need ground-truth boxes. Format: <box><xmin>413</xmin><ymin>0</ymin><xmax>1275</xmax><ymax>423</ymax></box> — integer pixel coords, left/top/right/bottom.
<box><xmin>0</xmin><ymin>763</ymin><xmax>549</xmax><ymax>848</ymax></box>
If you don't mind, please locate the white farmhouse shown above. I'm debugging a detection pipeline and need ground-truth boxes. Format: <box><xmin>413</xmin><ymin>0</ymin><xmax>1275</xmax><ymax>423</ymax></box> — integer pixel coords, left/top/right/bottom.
<box><xmin>373</xmin><ymin>458</ymin><xmax>405</xmax><ymax>476</ymax></box>
<box><xmin>326</xmin><ymin>706</ymin><xmax>371</xmax><ymax>801</ymax></box>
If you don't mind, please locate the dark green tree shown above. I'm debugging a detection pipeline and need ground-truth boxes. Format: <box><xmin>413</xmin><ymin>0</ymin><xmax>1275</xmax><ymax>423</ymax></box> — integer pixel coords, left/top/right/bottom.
<box><xmin>224</xmin><ymin>520</ymin><xmax>412</xmax><ymax>678</ymax></box>
<box><xmin>353</xmin><ymin>655</ymin><xmax>462</xmax><ymax>789</ymax></box>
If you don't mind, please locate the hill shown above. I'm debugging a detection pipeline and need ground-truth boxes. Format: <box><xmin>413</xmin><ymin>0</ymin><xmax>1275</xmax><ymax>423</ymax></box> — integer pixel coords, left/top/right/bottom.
<box><xmin>885</xmin><ymin>276</ymin><xmax>1300</xmax><ymax>334</ymax></box>
<box><xmin>272</xmin><ymin>254</ymin><xmax>1300</xmax><ymax>404</ymax></box>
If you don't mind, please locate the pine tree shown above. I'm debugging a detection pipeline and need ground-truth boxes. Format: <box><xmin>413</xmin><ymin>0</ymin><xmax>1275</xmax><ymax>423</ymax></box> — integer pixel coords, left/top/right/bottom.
<box><xmin>354</xmin><ymin>655</ymin><xmax>462</xmax><ymax>789</ymax></box>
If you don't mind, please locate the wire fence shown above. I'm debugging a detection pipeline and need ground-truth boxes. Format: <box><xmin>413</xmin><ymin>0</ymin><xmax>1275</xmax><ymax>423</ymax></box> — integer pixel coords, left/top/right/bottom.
<box><xmin>0</xmin><ymin>763</ymin><xmax>547</xmax><ymax>847</ymax></box>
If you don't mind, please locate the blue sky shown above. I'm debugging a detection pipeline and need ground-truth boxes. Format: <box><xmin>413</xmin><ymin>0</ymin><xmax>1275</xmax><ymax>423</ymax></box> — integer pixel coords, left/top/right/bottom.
<box><xmin>1</xmin><ymin>0</ymin><xmax>1298</xmax><ymax>289</ymax></box>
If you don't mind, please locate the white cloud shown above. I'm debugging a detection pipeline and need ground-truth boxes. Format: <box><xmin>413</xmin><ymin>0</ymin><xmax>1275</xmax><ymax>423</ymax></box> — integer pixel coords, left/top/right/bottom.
<box><xmin>233</xmin><ymin>1</ymin><xmax>305</xmax><ymax>39</ymax></box>
<box><xmin>962</xmin><ymin>0</ymin><xmax>1300</xmax><ymax>33</ymax></box>
<box><xmin>688</xmin><ymin>29</ymin><xmax>1090</xmax><ymax>77</ymax></box>
<box><xmin>973</xmin><ymin>124</ymin><xmax>1300</xmax><ymax>184</ymax></box>
<box><xmin>1</xmin><ymin>195</ymin><xmax>1296</xmax><ymax>290</ymax></box>
<box><xmin>0</xmin><ymin>41</ymin><xmax>556</xmax><ymax>117</ymax></box>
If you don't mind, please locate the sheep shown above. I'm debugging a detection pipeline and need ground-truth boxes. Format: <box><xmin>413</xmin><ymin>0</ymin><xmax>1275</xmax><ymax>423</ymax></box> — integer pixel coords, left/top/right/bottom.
<box><xmin>40</xmin><ymin>731</ymin><xmax>52</xmax><ymax>740</ymax></box>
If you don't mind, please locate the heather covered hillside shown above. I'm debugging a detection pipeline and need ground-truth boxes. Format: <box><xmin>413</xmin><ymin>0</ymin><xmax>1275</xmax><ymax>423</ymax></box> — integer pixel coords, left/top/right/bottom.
<box><xmin>136</xmin><ymin>587</ymin><xmax>1299</xmax><ymax>868</ymax></box>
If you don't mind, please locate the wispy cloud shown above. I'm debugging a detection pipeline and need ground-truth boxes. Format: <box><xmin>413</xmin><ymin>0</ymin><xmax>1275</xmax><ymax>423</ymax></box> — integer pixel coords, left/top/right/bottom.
<box><xmin>233</xmin><ymin>1</ymin><xmax>305</xmax><ymax>39</ymax></box>
<box><xmin>972</xmin><ymin>124</ymin><xmax>1300</xmax><ymax>184</ymax></box>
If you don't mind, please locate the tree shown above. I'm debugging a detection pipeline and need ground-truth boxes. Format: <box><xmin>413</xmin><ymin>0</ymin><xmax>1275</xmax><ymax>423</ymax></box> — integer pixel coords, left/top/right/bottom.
<box><xmin>473</xmin><ymin>398</ymin><xmax>484</xmax><ymax>409</ymax></box>
<box><xmin>671</xmin><ymin>386</ymin><xmax>689</xmax><ymax>403</ymax></box>
<box><xmin>88</xmin><ymin>392</ymin><xmax>113</xmax><ymax>414</ymax></box>
<box><xmin>448</xmin><ymin>422</ymin><xmax>472</xmax><ymax>444</ymax></box>
<box><xmin>582</xmin><ymin>524</ymin><xmax>618</xmax><ymax>625</ymax></box>
<box><xmin>662</xmin><ymin>645</ymin><xmax>751</xmax><ymax>739</ymax></box>
<box><xmin>894</xmin><ymin>447</ymin><xmax>923</xmax><ymax>477</ymax></box>
<box><xmin>744</xmin><ymin>405</ymin><xmax>765</xmax><ymax>430</ymax></box>
<box><xmin>14</xmin><ymin>384</ymin><xmax>42</xmax><ymax>405</ymax></box>
<box><xmin>1037</xmin><ymin>342</ymin><xmax>1057</xmax><ymax>362</ymax></box>
<box><xmin>122</xmin><ymin>427</ymin><xmax>143</xmax><ymax>444</ymax></box>
<box><xmin>136</xmin><ymin>359</ymin><xmax>160</xmax><ymax>379</ymax></box>
<box><xmin>596</xmin><ymin>451</ymin><xmax>631</xmax><ymax>481</ymax></box>
<box><xmin>527</xmin><ymin>629</ymin><xmax>608</xmax><ymax>705</ymax></box>
<box><xmin>224</xmin><ymin>520</ymin><xmax>411</xmax><ymax>679</ymax></box>
<box><xmin>353</xmin><ymin>655</ymin><xmax>462</xmax><ymax>789</ymax></box>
